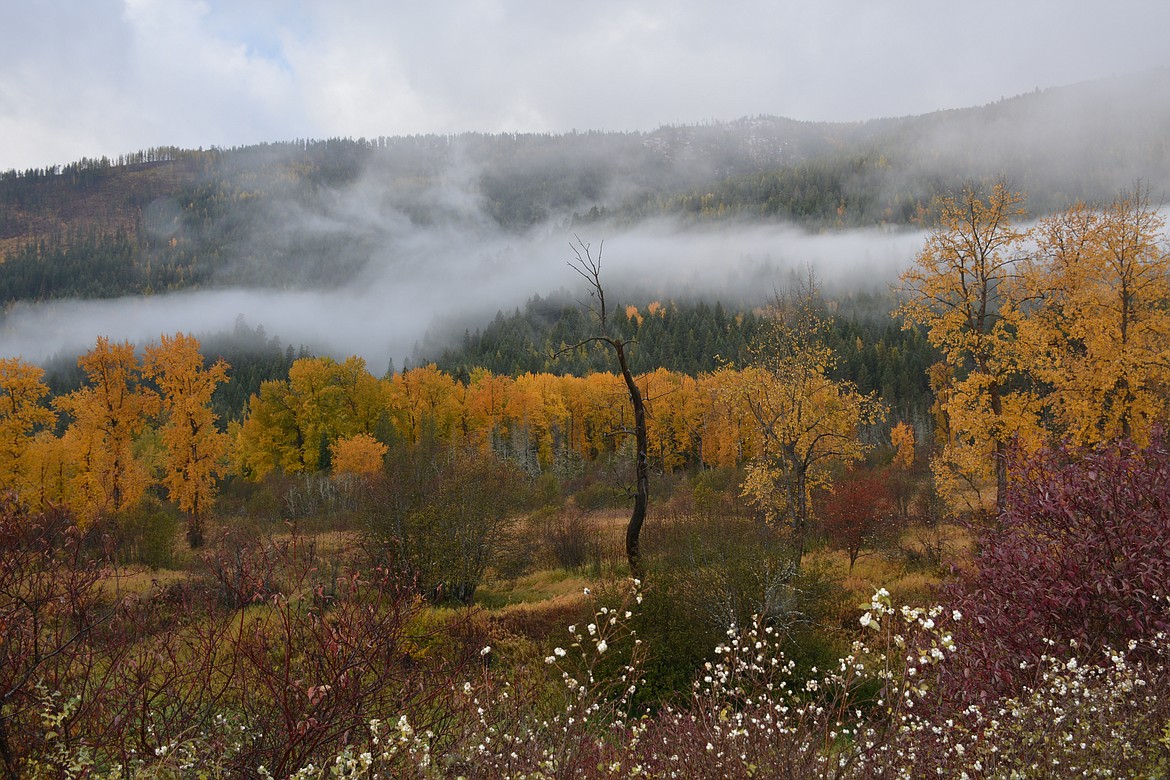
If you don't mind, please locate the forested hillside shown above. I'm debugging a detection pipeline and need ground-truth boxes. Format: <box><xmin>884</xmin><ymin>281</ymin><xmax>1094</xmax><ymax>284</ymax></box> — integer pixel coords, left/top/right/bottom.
<box><xmin>2</xmin><ymin>72</ymin><xmax>1168</xmax><ymax>310</ymax></box>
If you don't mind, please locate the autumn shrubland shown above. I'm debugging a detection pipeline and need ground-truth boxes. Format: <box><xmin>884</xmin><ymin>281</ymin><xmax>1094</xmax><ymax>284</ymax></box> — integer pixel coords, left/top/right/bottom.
<box><xmin>5</xmin><ymin>185</ymin><xmax>1170</xmax><ymax>776</ymax></box>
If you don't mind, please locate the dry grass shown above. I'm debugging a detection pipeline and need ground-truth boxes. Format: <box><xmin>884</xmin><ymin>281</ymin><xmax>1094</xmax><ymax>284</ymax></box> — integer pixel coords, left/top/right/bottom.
<box><xmin>96</xmin><ymin>565</ymin><xmax>192</xmax><ymax>600</ymax></box>
<box><xmin>478</xmin><ymin>568</ymin><xmax>594</xmax><ymax>607</ymax></box>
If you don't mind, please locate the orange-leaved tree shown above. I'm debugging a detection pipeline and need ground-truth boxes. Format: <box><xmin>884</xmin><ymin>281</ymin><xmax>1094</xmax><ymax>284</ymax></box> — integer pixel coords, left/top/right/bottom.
<box><xmin>331</xmin><ymin>432</ymin><xmax>389</xmax><ymax>477</ymax></box>
<box><xmin>1022</xmin><ymin>190</ymin><xmax>1170</xmax><ymax>446</ymax></box>
<box><xmin>143</xmin><ymin>333</ymin><xmax>230</xmax><ymax>548</ymax></box>
<box><xmin>0</xmin><ymin>358</ymin><xmax>57</xmax><ymax>503</ymax></box>
<box><xmin>55</xmin><ymin>338</ymin><xmax>159</xmax><ymax>525</ymax></box>
<box><xmin>897</xmin><ymin>182</ymin><xmax>1038</xmax><ymax>514</ymax></box>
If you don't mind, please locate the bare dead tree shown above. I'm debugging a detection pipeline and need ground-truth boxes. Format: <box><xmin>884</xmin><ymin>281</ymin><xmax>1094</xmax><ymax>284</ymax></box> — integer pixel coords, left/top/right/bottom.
<box><xmin>560</xmin><ymin>237</ymin><xmax>649</xmax><ymax>577</ymax></box>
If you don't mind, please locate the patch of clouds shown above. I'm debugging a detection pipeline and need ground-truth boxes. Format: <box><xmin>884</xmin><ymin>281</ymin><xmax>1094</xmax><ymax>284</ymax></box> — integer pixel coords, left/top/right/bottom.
<box><xmin>4</xmin><ymin>1</ymin><xmax>1170</xmax><ymax>170</ymax></box>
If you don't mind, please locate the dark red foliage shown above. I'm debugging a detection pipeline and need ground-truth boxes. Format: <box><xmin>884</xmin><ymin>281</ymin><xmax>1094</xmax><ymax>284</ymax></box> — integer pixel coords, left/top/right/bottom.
<box><xmin>817</xmin><ymin>467</ymin><xmax>896</xmax><ymax>571</ymax></box>
<box><xmin>941</xmin><ymin>434</ymin><xmax>1170</xmax><ymax>703</ymax></box>
<box><xmin>0</xmin><ymin>495</ymin><xmax>119</xmax><ymax>780</ymax></box>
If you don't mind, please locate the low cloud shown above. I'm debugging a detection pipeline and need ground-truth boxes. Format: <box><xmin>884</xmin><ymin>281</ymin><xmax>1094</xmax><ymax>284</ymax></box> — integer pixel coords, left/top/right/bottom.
<box><xmin>1</xmin><ymin>212</ymin><xmax>924</xmax><ymax>370</ymax></box>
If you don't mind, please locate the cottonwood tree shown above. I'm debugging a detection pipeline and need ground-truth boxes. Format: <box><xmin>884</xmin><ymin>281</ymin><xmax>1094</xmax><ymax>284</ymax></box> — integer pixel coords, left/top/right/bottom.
<box><xmin>897</xmin><ymin>182</ymin><xmax>1035</xmax><ymax>514</ymax></box>
<box><xmin>55</xmin><ymin>338</ymin><xmax>158</xmax><ymax>525</ymax></box>
<box><xmin>143</xmin><ymin>333</ymin><xmax>230</xmax><ymax>548</ymax></box>
<box><xmin>235</xmin><ymin>356</ymin><xmax>390</xmax><ymax>478</ymax></box>
<box><xmin>731</xmin><ymin>283</ymin><xmax>882</xmax><ymax>567</ymax></box>
<box><xmin>0</xmin><ymin>358</ymin><xmax>56</xmax><ymax>502</ymax></box>
<box><xmin>330</xmin><ymin>432</ymin><xmax>388</xmax><ymax>477</ymax></box>
<box><xmin>561</xmin><ymin>237</ymin><xmax>650</xmax><ymax>577</ymax></box>
<box><xmin>1021</xmin><ymin>189</ymin><xmax>1170</xmax><ymax>445</ymax></box>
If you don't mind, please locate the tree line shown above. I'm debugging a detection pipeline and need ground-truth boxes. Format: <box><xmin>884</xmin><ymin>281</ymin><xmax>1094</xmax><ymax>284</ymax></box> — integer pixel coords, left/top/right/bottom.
<box><xmin>2</xmin><ymin>183</ymin><xmax>1168</xmax><ymax>559</ymax></box>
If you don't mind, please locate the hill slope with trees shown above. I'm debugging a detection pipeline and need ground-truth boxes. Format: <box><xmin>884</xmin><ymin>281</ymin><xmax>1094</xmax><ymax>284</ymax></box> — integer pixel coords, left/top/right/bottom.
<box><xmin>2</xmin><ymin>71</ymin><xmax>1168</xmax><ymax>308</ymax></box>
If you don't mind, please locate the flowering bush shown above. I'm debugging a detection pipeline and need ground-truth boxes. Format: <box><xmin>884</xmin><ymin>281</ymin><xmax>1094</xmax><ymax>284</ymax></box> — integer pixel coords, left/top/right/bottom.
<box><xmin>19</xmin><ymin>580</ymin><xmax>1170</xmax><ymax>778</ymax></box>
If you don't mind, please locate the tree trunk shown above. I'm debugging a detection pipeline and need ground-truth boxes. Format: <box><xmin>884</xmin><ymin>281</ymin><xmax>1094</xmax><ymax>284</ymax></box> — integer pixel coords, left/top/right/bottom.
<box><xmin>791</xmin><ymin>457</ymin><xmax>809</xmax><ymax>570</ymax></box>
<box><xmin>991</xmin><ymin>383</ymin><xmax>1007</xmax><ymax>516</ymax></box>
<box><xmin>187</xmin><ymin>512</ymin><xmax>204</xmax><ymax>549</ymax></box>
<box><xmin>615</xmin><ymin>341</ymin><xmax>648</xmax><ymax>578</ymax></box>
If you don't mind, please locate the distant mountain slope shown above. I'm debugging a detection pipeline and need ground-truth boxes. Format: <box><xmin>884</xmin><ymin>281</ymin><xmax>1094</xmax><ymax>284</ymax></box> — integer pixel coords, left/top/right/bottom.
<box><xmin>1</xmin><ymin>71</ymin><xmax>1167</xmax><ymax>306</ymax></box>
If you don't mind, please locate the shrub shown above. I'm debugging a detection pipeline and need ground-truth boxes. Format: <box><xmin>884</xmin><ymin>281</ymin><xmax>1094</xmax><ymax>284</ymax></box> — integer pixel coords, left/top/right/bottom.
<box><xmin>114</xmin><ymin>494</ymin><xmax>181</xmax><ymax>567</ymax></box>
<box><xmin>541</xmin><ymin>508</ymin><xmax>601</xmax><ymax>570</ymax></box>
<box><xmin>816</xmin><ymin>466</ymin><xmax>900</xmax><ymax>572</ymax></box>
<box><xmin>571</xmin><ymin>480</ymin><xmax>625</xmax><ymax>511</ymax></box>
<box><xmin>633</xmin><ymin>512</ymin><xmax>848</xmax><ymax>706</ymax></box>
<box><xmin>941</xmin><ymin>433</ymin><xmax>1170</xmax><ymax>703</ymax></box>
<box><xmin>365</xmin><ymin>445</ymin><xmax>529</xmax><ymax>604</ymax></box>
<box><xmin>0</xmin><ymin>494</ymin><xmax>112</xmax><ymax>778</ymax></box>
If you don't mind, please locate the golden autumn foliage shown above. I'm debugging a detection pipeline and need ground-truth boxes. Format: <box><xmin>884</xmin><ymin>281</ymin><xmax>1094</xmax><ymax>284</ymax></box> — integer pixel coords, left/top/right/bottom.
<box><xmin>890</xmin><ymin>421</ymin><xmax>916</xmax><ymax>470</ymax></box>
<box><xmin>388</xmin><ymin>364</ymin><xmax>460</xmax><ymax>446</ymax></box>
<box><xmin>727</xmin><ymin>289</ymin><xmax>883</xmax><ymax>564</ymax></box>
<box><xmin>1022</xmin><ymin>191</ymin><xmax>1170</xmax><ymax>446</ymax></box>
<box><xmin>235</xmin><ymin>356</ymin><xmax>391</xmax><ymax>477</ymax></box>
<box><xmin>331</xmin><ymin>433</ymin><xmax>389</xmax><ymax>477</ymax></box>
<box><xmin>898</xmin><ymin>183</ymin><xmax>1034</xmax><ymax>512</ymax></box>
<box><xmin>143</xmin><ymin>333</ymin><xmax>230</xmax><ymax>546</ymax></box>
<box><xmin>0</xmin><ymin>358</ymin><xmax>56</xmax><ymax>501</ymax></box>
<box><xmin>235</xmin><ymin>354</ymin><xmax>870</xmax><ymax>485</ymax></box>
<box><xmin>23</xmin><ymin>431</ymin><xmax>71</xmax><ymax>510</ymax></box>
<box><xmin>54</xmin><ymin>338</ymin><xmax>159</xmax><ymax>525</ymax></box>
<box><xmin>903</xmin><ymin>184</ymin><xmax>1170</xmax><ymax>512</ymax></box>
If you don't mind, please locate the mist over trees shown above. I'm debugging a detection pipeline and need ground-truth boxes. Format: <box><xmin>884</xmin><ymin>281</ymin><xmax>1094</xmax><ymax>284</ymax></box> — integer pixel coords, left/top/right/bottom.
<box><xmin>2</xmin><ymin>72</ymin><xmax>1168</xmax><ymax>313</ymax></box>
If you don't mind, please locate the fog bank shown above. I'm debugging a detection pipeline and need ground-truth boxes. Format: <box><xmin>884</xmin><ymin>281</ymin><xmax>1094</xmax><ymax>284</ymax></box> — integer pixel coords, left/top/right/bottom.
<box><xmin>0</xmin><ymin>219</ymin><xmax>924</xmax><ymax>369</ymax></box>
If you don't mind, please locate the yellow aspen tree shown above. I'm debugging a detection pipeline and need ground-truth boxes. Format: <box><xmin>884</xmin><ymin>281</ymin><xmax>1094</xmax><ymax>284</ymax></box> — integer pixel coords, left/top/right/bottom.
<box><xmin>235</xmin><ymin>355</ymin><xmax>390</xmax><ymax>478</ymax></box>
<box><xmin>332</xmin><ymin>355</ymin><xmax>389</xmax><ymax>436</ymax></box>
<box><xmin>500</xmin><ymin>373</ymin><xmax>542</xmax><ymax>469</ymax></box>
<box><xmin>540</xmin><ymin>373</ymin><xmax>572</xmax><ymax>466</ymax></box>
<box><xmin>698</xmin><ymin>369</ymin><xmax>759</xmax><ymax>468</ymax></box>
<box><xmin>465</xmin><ymin>369</ymin><xmax>513</xmax><ymax>455</ymax></box>
<box><xmin>575</xmin><ymin>372</ymin><xmax>624</xmax><ymax>461</ymax></box>
<box><xmin>733</xmin><ymin>286</ymin><xmax>883</xmax><ymax>567</ymax></box>
<box><xmin>1024</xmin><ymin>192</ymin><xmax>1170</xmax><ymax>445</ymax></box>
<box><xmin>23</xmin><ymin>431</ymin><xmax>72</xmax><ymax>510</ymax></box>
<box><xmin>897</xmin><ymin>182</ymin><xmax>1033</xmax><ymax>514</ymax></box>
<box><xmin>0</xmin><ymin>358</ymin><xmax>57</xmax><ymax>501</ymax></box>
<box><xmin>890</xmin><ymin>421</ymin><xmax>916</xmax><ymax>470</ymax></box>
<box><xmin>55</xmin><ymin>337</ymin><xmax>158</xmax><ymax>525</ymax></box>
<box><xmin>143</xmin><ymin>333</ymin><xmax>230</xmax><ymax>548</ymax></box>
<box><xmin>234</xmin><ymin>379</ymin><xmax>303</xmax><ymax>478</ymax></box>
<box><xmin>640</xmin><ymin>368</ymin><xmax>679</xmax><ymax>471</ymax></box>
<box><xmin>330</xmin><ymin>433</ymin><xmax>388</xmax><ymax>477</ymax></box>
<box><xmin>661</xmin><ymin>371</ymin><xmax>705</xmax><ymax>469</ymax></box>
<box><xmin>387</xmin><ymin>365</ymin><xmax>459</xmax><ymax>446</ymax></box>
<box><xmin>287</xmin><ymin>357</ymin><xmax>345</xmax><ymax>471</ymax></box>
<box><xmin>638</xmin><ymin>368</ymin><xmax>703</xmax><ymax>472</ymax></box>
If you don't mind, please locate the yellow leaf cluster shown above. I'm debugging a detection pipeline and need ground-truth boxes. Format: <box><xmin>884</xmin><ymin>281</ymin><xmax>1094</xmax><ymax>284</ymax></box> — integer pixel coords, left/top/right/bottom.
<box><xmin>54</xmin><ymin>338</ymin><xmax>159</xmax><ymax>525</ymax></box>
<box><xmin>902</xmin><ymin>184</ymin><xmax>1170</xmax><ymax>511</ymax></box>
<box><xmin>331</xmin><ymin>433</ymin><xmax>389</xmax><ymax>477</ymax></box>
<box><xmin>0</xmin><ymin>358</ymin><xmax>57</xmax><ymax>500</ymax></box>
<box><xmin>143</xmin><ymin>333</ymin><xmax>230</xmax><ymax>519</ymax></box>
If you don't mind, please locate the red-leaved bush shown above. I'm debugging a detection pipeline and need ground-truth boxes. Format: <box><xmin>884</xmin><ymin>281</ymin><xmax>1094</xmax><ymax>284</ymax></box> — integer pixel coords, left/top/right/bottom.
<box><xmin>941</xmin><ymin>433</ymin><xmax>1170</xmax><ymax>703</ymax></box>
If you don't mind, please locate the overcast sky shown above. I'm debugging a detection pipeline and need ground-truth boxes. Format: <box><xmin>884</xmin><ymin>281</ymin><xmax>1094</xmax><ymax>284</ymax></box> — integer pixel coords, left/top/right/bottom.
<box><xmin>4</xmin><ymin>0</ymin><xmax>1170</xmax><ymax>172</ymax></box>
